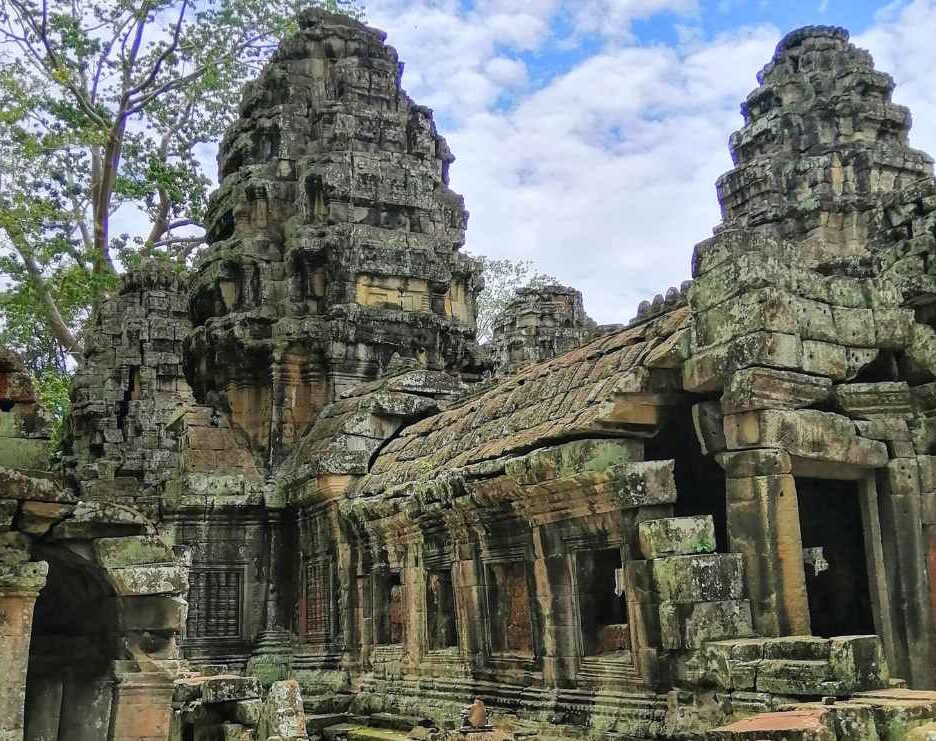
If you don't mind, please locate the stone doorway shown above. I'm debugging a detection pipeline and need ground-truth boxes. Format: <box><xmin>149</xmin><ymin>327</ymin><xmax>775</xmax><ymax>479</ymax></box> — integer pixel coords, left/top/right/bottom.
<box><xmin>24</xmin><ymin>551</ymin><xmax>119</xmax><ymax>741</ymax></box>
<box><xmin>575</xmin><ymin>548</ymin><xmax>628</xmax><ymax>657</ymax></box>
<box><xmin>796</xmin><ymin>478</ymin><xmax>875</xmax><ymax>638</ymax></box>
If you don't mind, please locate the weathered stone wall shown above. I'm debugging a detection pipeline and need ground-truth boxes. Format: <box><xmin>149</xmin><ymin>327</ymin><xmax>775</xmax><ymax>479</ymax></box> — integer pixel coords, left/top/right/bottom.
<box><xmin>1</xmin><ymin>349</ymin><xmax>188</xmax><ymax>741</ymax></box>
<box><xmin>0</xmin><ymin>350</ymin><xmax>51</xmax><ymax>472</ymax></box>
<box><xmin>66</xmin><ymin>263</ymin><xmax>195</xmax><ymax>512</ymax></box>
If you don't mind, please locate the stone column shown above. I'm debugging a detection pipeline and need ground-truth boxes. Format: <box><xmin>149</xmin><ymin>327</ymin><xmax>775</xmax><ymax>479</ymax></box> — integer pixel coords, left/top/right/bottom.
<box><xmin>718</xmin><ymin>450</ymin><xmax>810</xmax><ymax>637</ymax></box>
<box><xmin>0</xmin><ymin>558</ymin><xmax>48</xmax><ymax>741</ymax></box>
<box><xmin>452</xmin><ymin>545</ymin><xmax>485</xmax><ymax>672</ymax></box>
<box><xmin>108</xmin><ymin>662</ymin><xmax>175</xmax><ymax>741</ymax></box>
<box><xmin>877</xmin><ymin>458</ymin><xmax>936</xmax><ymax>687</ymax></box>
<box><xmin>530</xmin><ymin>527</ymin><xmax>577</xmax><ymax>688</ymax></box>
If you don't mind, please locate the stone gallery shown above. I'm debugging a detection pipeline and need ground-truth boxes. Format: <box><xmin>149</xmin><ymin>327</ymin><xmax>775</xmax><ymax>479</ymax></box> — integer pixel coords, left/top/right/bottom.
<box><xmin>6</xmin><ymin>11</ymin><xmax>936</xmax><ymax>741</ymax></box>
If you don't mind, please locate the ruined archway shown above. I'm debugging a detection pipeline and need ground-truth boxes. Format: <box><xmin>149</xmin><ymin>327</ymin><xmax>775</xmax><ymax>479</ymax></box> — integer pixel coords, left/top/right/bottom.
<box><xmin>24</xmin><ymin>549</ymin><xmax>120</xmax><ymax>741</ymax></box>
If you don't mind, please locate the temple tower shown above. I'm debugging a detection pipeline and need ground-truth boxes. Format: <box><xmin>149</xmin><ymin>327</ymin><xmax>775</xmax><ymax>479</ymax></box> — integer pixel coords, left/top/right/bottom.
<box><xmin>716</xmin><ymin>25</ymin><xmax>933</xmax><ymax>265</ymax></box>
<box><xmin>186</xmin><ymin>10</ymin><xmax>485</xmax><ymax>466</ymax></box>
<box><xmin>490</xmin><ymin>284</ymin><xmax>596</xmax><ymax>374</ymax></box>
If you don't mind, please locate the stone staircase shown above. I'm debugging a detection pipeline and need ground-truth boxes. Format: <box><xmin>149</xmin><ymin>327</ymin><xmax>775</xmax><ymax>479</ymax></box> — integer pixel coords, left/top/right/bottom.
<box><xmin>308</xmin><ymin>708</ymin><xmax>435</xmax><ymax>741</ymax></box>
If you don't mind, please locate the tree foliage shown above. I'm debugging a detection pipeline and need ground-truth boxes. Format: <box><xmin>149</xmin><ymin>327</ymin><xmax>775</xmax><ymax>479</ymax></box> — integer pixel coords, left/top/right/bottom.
<box><xmin>0</xmin><ymin>0</ymin><xmax>363</xmax><ymax>374</ymax></box>
<box><xmin>474</xmin><ymin>256</ymin><xmax>556</xmax><ymax>343</ymax></box>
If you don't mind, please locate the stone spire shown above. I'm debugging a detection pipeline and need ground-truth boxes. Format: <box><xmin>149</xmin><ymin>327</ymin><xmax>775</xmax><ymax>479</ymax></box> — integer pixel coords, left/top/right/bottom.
<box><xmin>186</xmin><ymin>9</ymin><xmax>485</xmax><ymax>465</ymax></box>
<box><xmin>716</xmin><ymin>25</ymin><xmax>934</xmax><ymax>264</ymax></box>
<box><xmin>491</xmin><ymin>284</ymin><xmax>596</xmax><ymax>374</ymax></box>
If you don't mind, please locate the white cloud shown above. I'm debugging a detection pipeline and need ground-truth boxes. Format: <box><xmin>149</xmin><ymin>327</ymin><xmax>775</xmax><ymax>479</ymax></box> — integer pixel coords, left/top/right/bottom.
<box><xmin>443</xmin><ymin>24</ymin><xmax>779</xmax><ymax>322</ymax></box>
<box><xmin>361</xmin><ymin>0</ymin><xmax>936</xmax><ymax>325</ymax></box>
<box><xmin>567</xmin><ymin>0</ymin><xmax>700</xmax><ymax>39</ymax></box>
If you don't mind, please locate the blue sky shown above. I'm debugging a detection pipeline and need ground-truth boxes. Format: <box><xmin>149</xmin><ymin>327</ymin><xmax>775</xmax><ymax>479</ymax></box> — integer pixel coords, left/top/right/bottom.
<box><xmin>355</xmin><ymin>0</ymin><xmax>936</xmax><ymax>324</ymax></box>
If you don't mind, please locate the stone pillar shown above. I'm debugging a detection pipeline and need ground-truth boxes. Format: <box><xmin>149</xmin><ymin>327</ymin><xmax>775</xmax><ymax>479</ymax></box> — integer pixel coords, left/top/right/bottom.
<box><xmin>452</xmin><ymin>545</ymin><xmax>484</xmax><ymax>672</ymax></box>
<box><xmin>530</xmin><ymin>528</ymin><xmax>577</xmax><ymax>688</ymax></box>
<box><xmin>0</xmin><ymin>559</ymin><xmax>47</xmax><ymax>741</ymax></box>
<box><xmin>401</xmin><ymin>555</ymin><xmax>426</xmax><ymax>668</ymax></box>
<box><xmin>108</xmin><ymin>663</ymin><xmax>175</xmax><ymax>741</ymax></box>
<box><xmin>719</xmin><ymin>450</ymin><xmax>810</xmax><ymax>637</ymax></box>
<box><xmin>876</xmin><ymin>458</ymin><xmax>936</xmax><ymax>687</ymax></box>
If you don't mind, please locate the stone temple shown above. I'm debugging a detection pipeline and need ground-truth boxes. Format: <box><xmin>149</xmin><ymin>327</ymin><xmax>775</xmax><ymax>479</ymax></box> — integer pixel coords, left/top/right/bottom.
<box><xmin>6</xmin><ymin>13</ymin><xmax>936</xmax><ymax>741</ymax></box>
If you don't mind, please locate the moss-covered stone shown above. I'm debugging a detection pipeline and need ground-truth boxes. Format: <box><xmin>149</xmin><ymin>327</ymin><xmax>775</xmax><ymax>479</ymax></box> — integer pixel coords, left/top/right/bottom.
<box><xmin>638</xmin><ymin>516</ymin><xmax>717</xmax><ymax>559</ymax></box>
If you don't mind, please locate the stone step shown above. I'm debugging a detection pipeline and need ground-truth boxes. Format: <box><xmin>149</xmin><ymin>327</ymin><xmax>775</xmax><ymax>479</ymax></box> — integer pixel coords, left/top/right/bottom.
<box><xmin>368</xmin><ymin>712</ymin><xmax>424</xmax><ymax>731</ymax></box>
<box><xmin>307</xmin><ymin>713</ymin><xmax>351</xmax><ymax>731</ymax></box>
<box><xmin>576</xmin><ymin>655</ymin><xmax>642</xmax><ymax>689</ymax></box>
<box><xmin>322</xmin><ymin>723</ymin><xmax>411</xmax><ymax>741</ymax></box>
<box><xmin>755</xmin><ymin>659</ymin><xmax>834</xmax><ymax>696</ymax></box>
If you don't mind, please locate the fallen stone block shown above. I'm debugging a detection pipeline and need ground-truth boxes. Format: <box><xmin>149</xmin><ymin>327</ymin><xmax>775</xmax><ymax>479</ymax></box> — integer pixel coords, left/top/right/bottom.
<box><xmin>829</xmin><ymin>635</ymin><xmax>889</xmax><ymax>692</ymax></box>
<box><xmin>651</xmin><ymin>553</ymin><xmax>745</xmax><ymax>603</ymax></box>
<box><xmin>638</xmin><ymin>516</ymin><xmax>717</xmax><ymax>559</ymax></box>
<box><xmin>201</xmin><ymin>676</ymin><xmax>262</xmax><ymax>704</ymax></box>
<box><xmin>659</xmin><ymin>599</ymin><xmax>754</xmax><ymax>649</ymax></box>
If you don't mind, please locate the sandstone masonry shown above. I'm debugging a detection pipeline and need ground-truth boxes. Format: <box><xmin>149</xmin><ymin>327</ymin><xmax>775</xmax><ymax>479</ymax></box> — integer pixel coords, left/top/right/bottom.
<box><xmin>5</xmin><ymin>17</ymin><xmax>936</xmax><ymax>741</ymax></box>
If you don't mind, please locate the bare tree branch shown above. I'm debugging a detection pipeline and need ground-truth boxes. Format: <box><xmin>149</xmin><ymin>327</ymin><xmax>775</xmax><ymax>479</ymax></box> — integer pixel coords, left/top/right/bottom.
<box><xmin>127</xmin><ymin>31</ymin><xmax>269</xmax><ymax>113</ymax></box>
<box><xmin>7</xmin><ymin>0</ymin><xmax>111</xmax><ymax>130</ymax></box>
<box><xmin>128</xmin><ymin>0</ymin><xmax>187</xmax><ymax>96</ymax></box>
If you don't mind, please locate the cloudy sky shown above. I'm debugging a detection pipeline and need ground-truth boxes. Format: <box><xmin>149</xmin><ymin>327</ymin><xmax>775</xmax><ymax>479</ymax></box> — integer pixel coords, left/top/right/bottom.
<box><xmin>325</xmin><ymin>0</ymin><xmax>935</xmax><ymax>325</ymax></box>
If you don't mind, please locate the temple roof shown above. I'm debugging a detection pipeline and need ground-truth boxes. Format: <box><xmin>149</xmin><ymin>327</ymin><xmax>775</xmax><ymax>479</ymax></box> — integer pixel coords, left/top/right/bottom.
<box><xmin>359</xmin><ymin>304</ymin><xmax>690</xmax><ymax>495</ymax></box>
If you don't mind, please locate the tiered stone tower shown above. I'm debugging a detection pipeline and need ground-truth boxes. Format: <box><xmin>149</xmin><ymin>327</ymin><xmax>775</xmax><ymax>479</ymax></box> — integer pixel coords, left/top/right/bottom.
<box><xmin>716</xmin><ymin>26</ymin><xmax>933</xmax><ymax>264</ymax></box>
<box><xmin>490</xmin><ymin>284</ymin><xmax>596</xmax><ymax>374</ymax></box>
<box><xmin>186</xmin><ymin>10</ymin><xmax>485</xmax><ymax>466</ymax></box>
<box><xmin>687</xmin><ymin>26</ymin><xmax>936</xmax><ymax>691</ymax></box>
<box><xmin>66</xmin><ymin>264</ymin><xmax>195</xmax><ymax>509</ymax></box>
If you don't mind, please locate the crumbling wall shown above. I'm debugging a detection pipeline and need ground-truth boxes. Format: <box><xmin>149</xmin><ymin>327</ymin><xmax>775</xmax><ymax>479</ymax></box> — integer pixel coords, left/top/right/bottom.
<box><xmin>186</xmin><ymin>9</ymin><xmax>486</xmax><ymax>468</ymax></box>
<box><xmin>0</xmin><ymin>350</ymin><xmax>51</xmax><ymax>472</ymax></box>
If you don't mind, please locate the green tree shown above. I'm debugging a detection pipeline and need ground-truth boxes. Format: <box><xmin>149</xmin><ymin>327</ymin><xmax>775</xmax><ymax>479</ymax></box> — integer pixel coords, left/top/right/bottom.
<box><xmin>0</xmin><ymin>0</ymin><xmax>363</xmax><ymax>371</ymax></box>
<box><xmin>473</xmin><ymin>256</ymin><xmax>557</xmax><ymax>343</ymax></box>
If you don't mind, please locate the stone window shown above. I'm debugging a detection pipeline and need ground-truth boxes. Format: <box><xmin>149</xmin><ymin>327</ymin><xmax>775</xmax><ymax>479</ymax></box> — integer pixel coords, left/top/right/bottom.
<box><xmin>304</xmin><ymin>559</ymin><xmax>333</xmax><ymax>642</ymax></box>
<box><xmin>576</xmin><ymin>548</ymin><xmax>628</xmax><ymax>656</ymax></box>
<box><xmin>186</xmin><ymin>567</ymin><xmax>243</xmax><ymax>639</ymax></box>
<box><xmin>426</xmin><ymin>568</ymin><xmax>458</xmax><ymax>650</ymax></box>
<box><xmin>485</xmin><ymin>561</ymin><xmax>534</xmax><ymax>656</ymax></box>
<box><xmin>374</xmin><ymin>572</ymin><xmax>404</xmax><ymax>646</ymax></box>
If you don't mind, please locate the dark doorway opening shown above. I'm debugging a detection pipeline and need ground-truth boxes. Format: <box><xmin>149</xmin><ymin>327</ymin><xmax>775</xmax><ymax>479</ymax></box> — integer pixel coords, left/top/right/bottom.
<box><xmin>375</xmin><ymin>572</ymin><xmax>404</xmax><ymax>646</ymax></box>
<box><xmin>24</xmin><ymin>553</ymin><xmax>119</xmax><ymax>741</ymax></box>
<box><xmin>576</xmin><ymin>548</ymin><xmax>628</xmax><ymax>656</ymax></box>
<box><xmin>426</xmin><ymin>568</ymin><xmax>458</xmax><ymax>651</ymax></box>
<box><xmin>644</xmin><ymin>407</ymin><xmax>728</xmax><ymax>551</ymax></box>
<box><xmin>796</xmin><ymin>478</ymin><xmax>875</xmax><ymax>637</ymax></box>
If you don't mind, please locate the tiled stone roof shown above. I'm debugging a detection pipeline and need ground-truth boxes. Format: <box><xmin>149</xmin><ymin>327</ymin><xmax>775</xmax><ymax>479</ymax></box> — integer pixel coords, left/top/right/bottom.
<box><xmin>360</xmin><ymin>305</ymin><xmax>690</xmax><ymax>494</ymax></box>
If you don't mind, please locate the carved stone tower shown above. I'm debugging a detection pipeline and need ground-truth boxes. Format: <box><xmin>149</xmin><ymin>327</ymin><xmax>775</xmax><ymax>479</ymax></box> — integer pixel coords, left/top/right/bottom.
<box><xmin>186</xmin><ymin>10</ymin><xmax>485</xmax><ymax>466</ymax></box>
<box><xmin>716</xmin><ymin>25</ymin><xmax>933</xmax><ymax>265</ymax></box>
